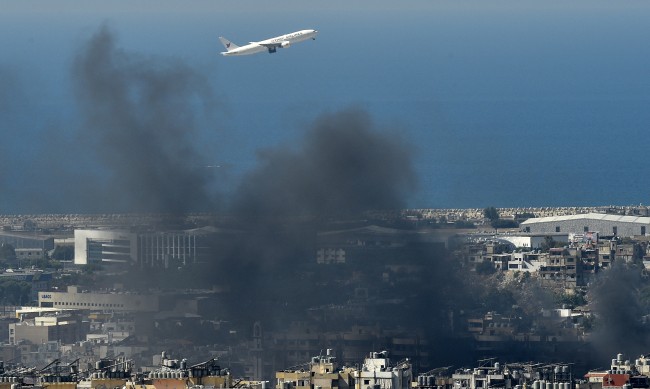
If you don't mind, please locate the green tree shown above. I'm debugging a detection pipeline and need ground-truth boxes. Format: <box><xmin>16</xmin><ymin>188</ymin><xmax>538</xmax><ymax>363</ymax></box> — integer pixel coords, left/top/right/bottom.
<box><xmin>484</xmin><ymin>206</ymin><xmax>499</xmax><ymax>221</ymax></box>
<box><xmin>0</xmin><ymin>244</ymin><xmax>15</xmax><ymax>260</ymax></box>
<box><xmin>0</xmin><ymin>280</ymin><xmax>31</xmax><ymax>305</ymax></box>
<box><xmin>556</xmin><ymin>292</ymin><xmax>587</xmax><ymax>308</ymax></box>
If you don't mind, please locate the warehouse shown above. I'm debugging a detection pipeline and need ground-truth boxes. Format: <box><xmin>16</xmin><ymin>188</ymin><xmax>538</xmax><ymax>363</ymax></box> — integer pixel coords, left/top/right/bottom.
<box><xmin>519</xmin><ymin>213</ymin><xmax>650</xmax><ymax>238</ymax></box>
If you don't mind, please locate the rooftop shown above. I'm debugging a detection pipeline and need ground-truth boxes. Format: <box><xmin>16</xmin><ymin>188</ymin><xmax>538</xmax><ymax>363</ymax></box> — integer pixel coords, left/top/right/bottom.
<box><xmin>520</xmin><ymin>213</ymin><xmax>650</xmax><ymax>225</ymax></box>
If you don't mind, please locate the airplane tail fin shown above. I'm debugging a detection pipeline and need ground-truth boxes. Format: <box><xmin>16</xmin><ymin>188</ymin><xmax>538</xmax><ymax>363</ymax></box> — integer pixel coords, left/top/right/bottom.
<box><xmin>219</xmin><ymin>37</ymin><xmax>239</xmax><ymax>51</ymax></box>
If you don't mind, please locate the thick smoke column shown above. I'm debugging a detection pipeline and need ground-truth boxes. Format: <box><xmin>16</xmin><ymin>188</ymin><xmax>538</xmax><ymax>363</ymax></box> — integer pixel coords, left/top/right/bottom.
<box><xmin>588</xmin><ymin>262</ymin><xmax>650</xmax><ymax>360</ymax></box>
<box><xmin>231</xmin><ymin>108</ymin><xmax>417</xmax><ymax>221</ymax></box>
<box><xmin>204</xmin><ymin>108</ymin><xmax>419</xmax><ymax>323</ymax></box>
<box><xmin>73</xmin><ymin>26</ymin><xmax>216</xmax><ymax>213</ymax></box>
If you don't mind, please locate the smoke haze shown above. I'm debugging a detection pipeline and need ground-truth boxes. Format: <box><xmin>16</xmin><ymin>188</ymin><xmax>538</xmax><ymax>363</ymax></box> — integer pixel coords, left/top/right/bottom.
<box><xmin>72</xmin><ymin>25</ymin><xmax>217</xmax><ymax>213</ymax></box>
<box><xmin>195</xmin><ymin>108</ymin><xmax>422</xmax><ymax>324</ymax></box>
<box><xmin>231</xmin><ymin>108</ymin><xmax>417</xmax><ymax>222</ymax></box>
<box><xmin>588</xmin><ymin>262</ymin><xmax>650</xmax><ymax>360</ymax></box>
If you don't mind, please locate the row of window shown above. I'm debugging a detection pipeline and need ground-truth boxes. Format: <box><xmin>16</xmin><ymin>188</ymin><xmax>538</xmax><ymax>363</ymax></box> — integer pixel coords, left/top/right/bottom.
<box><xmin>52</xmin><ymin>302</ymin><xmax>125</xmax><ymax>308</ymax></box>
<box><xmin>558</xmin><ymin>226</ymin><xmax>645</xmax><ymax>235</ymax></box>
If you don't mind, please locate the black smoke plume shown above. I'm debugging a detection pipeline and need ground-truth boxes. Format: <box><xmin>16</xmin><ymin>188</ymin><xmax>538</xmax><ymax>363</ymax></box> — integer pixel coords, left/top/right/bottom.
<box><xmin>588</xmin><ymin>262</ymin><xmax>650</xmax><ymax>361</ymax></box>
<box><xmin>196</xmin><ymin>108</ymin><xmax>420</xmax><ymax>324</ymax></box>
<box><xmin>72</xmin><ymin>25</ymin><xmax>216</xmax><ymax>213</ymax></box>
<box><xmin>231</xmin><ymin>108</ymin><xmax>417</xmax><ymax>222</ymax></box>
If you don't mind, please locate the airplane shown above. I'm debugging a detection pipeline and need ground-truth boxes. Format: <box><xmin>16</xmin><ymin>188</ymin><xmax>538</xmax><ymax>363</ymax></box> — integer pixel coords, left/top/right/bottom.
<box><xmin>219</xmin><ymin>29</ymin><xmax>318</xmax><ymax>56</ymax></box>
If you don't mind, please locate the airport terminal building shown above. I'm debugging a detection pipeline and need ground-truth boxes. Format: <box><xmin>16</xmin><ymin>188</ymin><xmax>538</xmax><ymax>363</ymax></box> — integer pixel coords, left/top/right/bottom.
<box><xmin>74</xmin><ymin>228</ymin><xmax>216</xmax><ymax>268</ymax></box>
<box><xmin>520</xmin><ymin>213</ymin><xmax>650</xmax><ymax>238</ymax></box>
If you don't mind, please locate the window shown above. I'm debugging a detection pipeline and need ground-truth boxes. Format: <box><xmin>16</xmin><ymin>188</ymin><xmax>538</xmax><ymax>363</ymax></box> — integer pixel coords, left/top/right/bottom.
<box><xmin>525</xmin><ymin>227</ymin><xmax>530</xmax><ymax>232</ymax></box>
<box><xmin>584</xmin><ymin>226</ymin><xmax>589</xmax><ymax>232</ymax></box>
<box><xmin>613</xmin><ymin>226</ymin><xmax>617</xmax><ymax>235</ymax></box>
<box><xmin>556</xmin><ymin>226</ymin><xmax>561</xmax><ymax>232</ymax></box>
<box><xmin>642</xmin><ymin>226</ymin><xmax>646</xmax><ymax>235</ymax></box>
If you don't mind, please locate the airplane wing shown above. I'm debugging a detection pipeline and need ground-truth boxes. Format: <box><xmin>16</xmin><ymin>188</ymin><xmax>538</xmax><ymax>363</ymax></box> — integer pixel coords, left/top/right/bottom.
<box><xmin>255</xmin><ymin>41</ymin><xmax>291</xmax><ymax>53</ymax></box>
<box><xmin>256</xmin><ymin>42</ymin><xmax>280</xmax><ymax>48</ymax></box>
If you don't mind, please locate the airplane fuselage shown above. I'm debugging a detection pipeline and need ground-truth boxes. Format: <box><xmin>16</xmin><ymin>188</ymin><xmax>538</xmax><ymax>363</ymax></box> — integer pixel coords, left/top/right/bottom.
<box><xmin>220</xmin><ymin>29</ymin><xmax>318</xmax><ymax>56</ymax></box>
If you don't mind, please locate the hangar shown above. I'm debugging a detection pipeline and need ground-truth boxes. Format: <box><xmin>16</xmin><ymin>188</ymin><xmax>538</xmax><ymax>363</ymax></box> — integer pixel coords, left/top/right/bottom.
<box><xmin>520</xmin><ymin>213</ymin><xmax>650</xmax><ymax>238</ymax></box>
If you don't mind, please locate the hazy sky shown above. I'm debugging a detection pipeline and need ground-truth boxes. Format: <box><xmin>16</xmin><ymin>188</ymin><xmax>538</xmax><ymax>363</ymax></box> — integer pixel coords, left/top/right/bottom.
<box><xmin>1</xmin><ymin>1</ymin><xmax>650</xmax><ymax>212</ymax></box>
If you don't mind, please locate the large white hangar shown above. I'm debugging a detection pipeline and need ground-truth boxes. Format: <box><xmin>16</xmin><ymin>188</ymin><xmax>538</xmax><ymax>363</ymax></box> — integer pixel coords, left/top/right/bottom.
<box><xmin>520</xmin><ymin>213</ymin><xmax>650</xmax><ymax>237</ymax></box>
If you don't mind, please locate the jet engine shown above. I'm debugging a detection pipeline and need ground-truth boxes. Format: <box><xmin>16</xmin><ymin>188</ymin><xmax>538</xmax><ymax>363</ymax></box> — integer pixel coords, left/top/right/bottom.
<box><xmin>280</xmin><ymin>41</ymin><xmax>291</xmax><ymax>48</ymax></box>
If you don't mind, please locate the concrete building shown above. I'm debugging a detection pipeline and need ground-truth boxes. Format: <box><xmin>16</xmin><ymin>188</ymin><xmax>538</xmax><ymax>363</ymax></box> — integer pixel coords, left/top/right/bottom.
<box><xmin>354</xmin><ymin>351</ymin><xmax>412</xmax><ymax>389</ymax></box>
<box><xmin>14</xmin><ymin>248</ymin><xmax>46</xmax><ymax>261</ymax></box>
<box><xmin>520</xmin><ymin>213</ymin><xmax>650</xmax><ymax>238</ymax></box>
<box><xmin>74</xmin><ymin>230</ymin><xmax>137</xmax><ymax>265</ymax></box>
<box><xmin>0</xmin><ymin>231</ymin><xmax>55</xmax><ymax>250</ymax></box>
<box><xmin>9</xmin><ymin>312</ymin><xmax>89</xmax><ymax>345</ymax></box>
<box><xmin>498</xmin><ymin>233</ymin><xmax>569</xmax><ymax>249</ymax></box>
<box><xmin>74</xmin><ymin>228</ymin><xmax>215</xmax><ymax>268</ymax></box>
<box><xmin>276</xmin><ymin>350</ymin><xmax>410</xmax><ymax>389</ymax></box>
<box><xmin>276</xmin><ymin>349</ymin><xmax>354</xmax><ymax>389</ymax></box>
<box><xmin>452</xmin><ymin>360</ymin><xmax>573</xmax><ymax>389</ymax></box>
<box><xmin>137</xmin><ymin>229</ymin><xmax>212</xmax><ymax>268</ymax></box>
<box><xmin>316</xmin><ymin>248</ymin><xmax>346</xmax><ymax>264</ymax></box>
<box><xmin>38</xmin><ymin>286</ymin><xmax>160</xmax><ymax>312</ymax></box>
<box><xmin>538</xmin><ymin>248</ymin><xmax>581</xmax><ymax>288</ymax></box>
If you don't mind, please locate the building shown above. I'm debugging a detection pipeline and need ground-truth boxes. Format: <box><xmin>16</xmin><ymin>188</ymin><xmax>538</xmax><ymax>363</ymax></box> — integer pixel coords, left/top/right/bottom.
<box><xmin>137</xmin><ymin>229</ymin><xmax>214</xmax><ymax>268</ymax></box>
<box><xmin>316</xmin><ymin>248</ymin><xmax>346</xmax><ymax>264</ymax></box>
<box><xmin>74</xmin><ymin>228</ymin><xmax>216</xmax><ymax>268</ymax></box>
<box><xmin>354</xmin><ymin>351</ymin><xmax>412</xmax><ymax>389</ymax></box>
<box><xmin>0</xmin><ymin>231</ymin><xmax>55</xmax><ymax>250</ymax></box>
<box><xmin>9</xmin><ymin>312</ymin><xmax>89</xmax><ymax>345</ymax></box>
<box><xmin>538</xmin><ymin>248</ymin><xmax>580</xmax><ymax>288</ymax></box>
<box><xmin>452</xmin><ymin>360</ymin><xmax>573</xmax><ymax>389</ymax></box>
<box><xmin>14</xmin><ymin>248</ymin><xmax>46</xmax><ymax>261</ymax></box>
<box><xmin>74</xmin><ymin>230</ymin><xmax>137</xmax><ymax>265</ymax></box>
<box><xmin>38</xmin><ymin>286</ymin><xmax>160</xmax><ymax>312</ymax></box>
<box><xmin>498</xmin><ymin>233</ymin><xmax>569</xmax><ymax>249</ymax></box>
<box><xmin>520</xmin><ymin>213</ymin><xmax>650</xmax><ymax>238</ymax></box>
<box><xmin>579</xmin><ymin>353</ymin><xmax>650</xmax><ymax>389</ymax></box>
<box><xmin>276</xmin><ymin>350</ymin><xmax>410</xmax><ymax>389</ymax></box>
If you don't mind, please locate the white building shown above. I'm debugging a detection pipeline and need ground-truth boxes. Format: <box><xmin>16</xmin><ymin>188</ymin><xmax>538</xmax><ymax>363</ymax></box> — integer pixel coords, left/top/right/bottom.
<box><xmin>74</xmin><ymin>229</ymin><xmax>137</xmax><ymax>265</ymax></box>
<box><xmin>38</xmin><ymin>286</ymin><xmax>159</xmax><ymax>312</ymax></box>
<box><xmin>497</xmin><ymin>233</ymin><xmax>569</xmax><ymax>249</ymax></box>
<box><xmin>74</xmin><ymin>228</ymin><xmax>215</xmax><ymax>268</ymax></box>
<box><xmin>353</xmin><ymin>351</ymin><xmax>412</xmax><ymax>389</ymax></box>
<box><xmin>520</xmin><ymin>213</ymin><xmax>650</xmax><ymax>237</ymax></box>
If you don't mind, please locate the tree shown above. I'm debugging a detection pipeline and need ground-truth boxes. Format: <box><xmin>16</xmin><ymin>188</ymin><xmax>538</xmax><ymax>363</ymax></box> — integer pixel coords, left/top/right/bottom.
<box><xmin>484</xmin><ymin>206</ymin><xmax>500</xmax><ymax>222</ymax></box>
<box><xmin>0</xmin><ymin>243</ymin><xmax>15</xmax><ymax>260</ymax></box>
<box><xmin>0</xmin><ymin>280</ymin><xmax>31</xmax><ymax>305</ymax></box>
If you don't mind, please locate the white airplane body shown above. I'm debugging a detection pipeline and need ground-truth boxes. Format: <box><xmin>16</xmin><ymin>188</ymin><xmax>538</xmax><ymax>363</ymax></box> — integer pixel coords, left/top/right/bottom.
<box><xmin>219</xmin><ymin>29</ymin><xmax>318</xmax><ymax>56</ymax></box>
